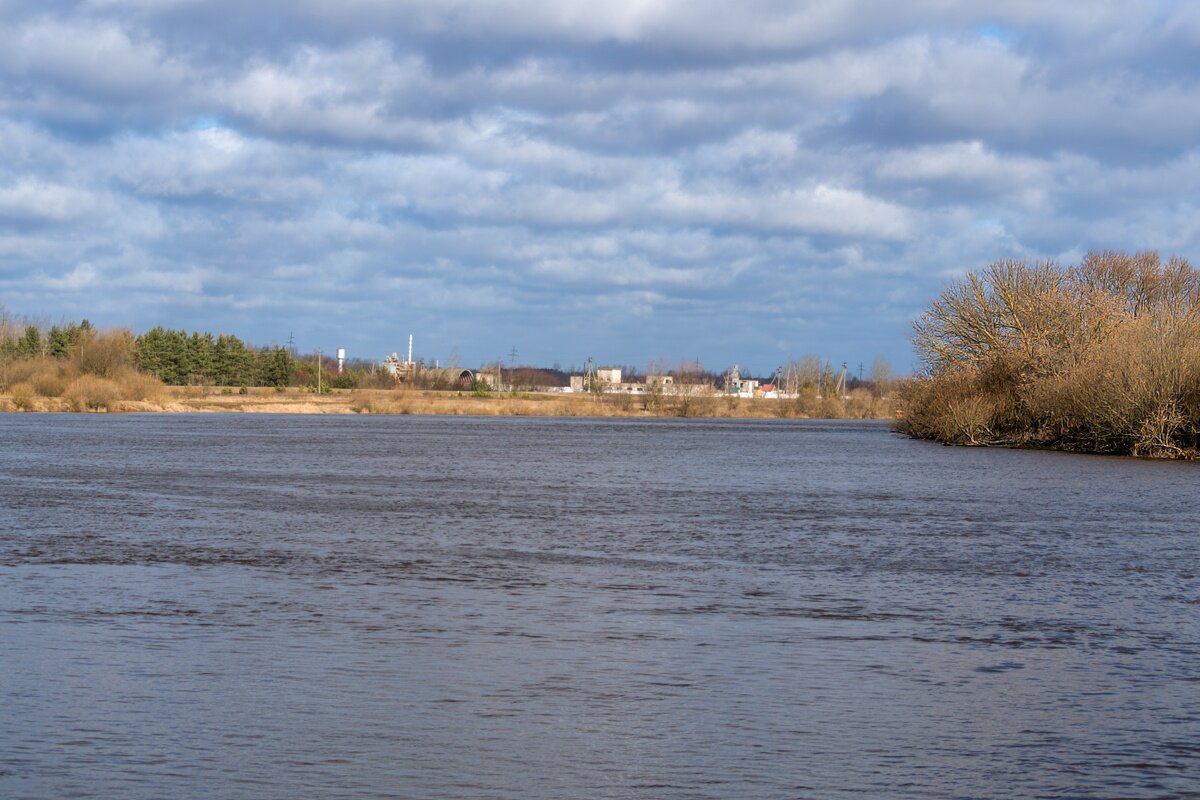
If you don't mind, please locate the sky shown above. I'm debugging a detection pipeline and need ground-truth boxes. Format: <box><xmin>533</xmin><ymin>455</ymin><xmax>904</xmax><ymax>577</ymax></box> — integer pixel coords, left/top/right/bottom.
<box><xmin>1</xmin><ymin>1</ymin><xmax>1198</xmax><ymax>375</ymax></box>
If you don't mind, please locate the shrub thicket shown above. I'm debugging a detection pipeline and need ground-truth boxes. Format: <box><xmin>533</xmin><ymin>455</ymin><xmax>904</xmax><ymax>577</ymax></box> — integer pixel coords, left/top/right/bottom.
<box><xmin>63</xmin><ymin>375</ymin><xmax>121</xmax><ymax>411</ymax></box>
<box><xmin>897</xmin><ymin>251</ymin><xmax>1200</xmax><ymax>458</ymax></box>
<box><xmin>1</xmin><ymin>319</ymin><xmax>169</xmax><ymax>411</ymax></box>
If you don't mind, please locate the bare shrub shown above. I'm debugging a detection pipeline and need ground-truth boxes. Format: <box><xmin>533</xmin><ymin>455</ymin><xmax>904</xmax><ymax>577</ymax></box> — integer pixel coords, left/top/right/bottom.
<box><xmin>63</xmin><ymin>375</ymin><xmax>120</xmax><ymax>411</ymax></box>
<box><xmin>844</xmin><ymin>389</ymin><xmax>876</xmax><ymax>419</ymax></box>
<box><xmin>901</xmin><ymin>250</ymin><xmax>1200</xmax><ymax>457</ymax></box>
<box><xmin>72</xmin><ymin>329</ymin><xmax>137</xmax><ymax>377</ymax></box>
<box><xmin>114</xmin><ymin>368</ymin><xmax>165</xmax><ymax>402</ymax></box>
<box><xmin>606</xmin><ymin>392</ymin><xmax>636</xmax><ymax>413</ymax></box>
<box><xmin>2</xmin><ymin>359</ymin><xmax>42</xmax><ymax>389</ymax></box>
<box><xmin>676</xmin><ymin>396</ymin><xmax>717</xmax><ymax>417</ymax></box>
<box><xmin>31</xmin><ymin>365</ymin><xmax>70</xmax><ymax>397</ymax></box>
<box><xmin>817</xmin><ymin>396</ymin><xmax>845</xmax><ymax>419</ymax></box>
<box><xmin>896</xmin><ymin>372</ymin><xmax>996</xmax><ymax>445</ymax></box>
<box><xmin>10</xmin><ymin>382</ymin><xmax>36</xmax><ymax>411</ymax></box>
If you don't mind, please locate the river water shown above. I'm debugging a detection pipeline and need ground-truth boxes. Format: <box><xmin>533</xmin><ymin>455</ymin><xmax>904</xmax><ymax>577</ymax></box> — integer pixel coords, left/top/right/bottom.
<box><xmin>1</xmin><ymin>414</ymin><xmax>1197</xmax><ymax>799</ymax></box>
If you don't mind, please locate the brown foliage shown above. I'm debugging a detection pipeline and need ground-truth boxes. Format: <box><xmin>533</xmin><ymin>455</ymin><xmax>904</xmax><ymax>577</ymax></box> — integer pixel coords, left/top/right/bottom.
<box><xmin>63</xmin><ymin>375</ymin><xmax>121</xmax><ymax>411</ymax></box>
<box><xmin>114</xmin><ymin>368</ymin><xmax>166</xmax><ymax>402</ymax></box>
<box><xmin>72</xmin><ymin>328</ymin><xmax>137</xmax><ymax>378</ymax></box>
<box><xmin>10</xmin><ymin>382</ymin><xmax>36</xmax><ymax>411</ymax></box>
<box><xmin>31</xmin><ymin>366</ymin><xmax>69</xmax><ymax>398</ymax></box>
<box><xmin>899</xmin><ymin>251</ymin><xmax>1200</xmax><ymax>457</ymax></box>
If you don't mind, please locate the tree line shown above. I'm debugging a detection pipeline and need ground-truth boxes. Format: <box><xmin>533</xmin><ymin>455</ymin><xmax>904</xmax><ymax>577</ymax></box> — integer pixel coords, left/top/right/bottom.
<box><xmin>0</xmin><ymin>319</ymin><xmax>95</xmax><ymax>361</ymax></box>
<box><xmin>0</xmin><ymin>312</ymin><xmax>298</xmax><ymax>389</ymax></box>
<box><xmin>134</xmin><ymin>327</ymin><xmax>295</xmax><ymax>388</ymax></box>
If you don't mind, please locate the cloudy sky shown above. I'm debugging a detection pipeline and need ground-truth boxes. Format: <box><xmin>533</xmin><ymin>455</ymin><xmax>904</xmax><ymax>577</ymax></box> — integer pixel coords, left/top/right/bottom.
<box><xmin>2</xmin><ymin>1</ymin><xmax>1198</xmax><ymax>374</ymax></box>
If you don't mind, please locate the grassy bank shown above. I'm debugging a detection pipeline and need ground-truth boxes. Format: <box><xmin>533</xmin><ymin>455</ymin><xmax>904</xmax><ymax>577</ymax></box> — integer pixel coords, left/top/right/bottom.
<box><xmin>0</xmin><ymin>385</ymin><xmax>893</xmax><ymax>419</ymax></box>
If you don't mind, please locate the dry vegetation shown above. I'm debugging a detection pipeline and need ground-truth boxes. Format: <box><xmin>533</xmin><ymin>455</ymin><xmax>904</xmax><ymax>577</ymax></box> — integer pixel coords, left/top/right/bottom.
<box><xmin>1</xmin><ymin>316</ymin><xmax>893</xmax><ymax>420</ymax></box>
<box><xmin>330</xmin><ymin>386</ymin><xmax>891</xmax><ymax>419</ymax></box>
<box><xmin>84</xmin><ymin>385</ymin><xmax>890</xmax><ymax>419</ymax></box>
<box><xmin>897</xmin><ymin>250</ymin><xmax>1200</xmax><ymax>458</ymax></box>
<box><xmin>0</xmin><ymin>327</ymin><xmax>169</xmax><ymax>412</ymax></box>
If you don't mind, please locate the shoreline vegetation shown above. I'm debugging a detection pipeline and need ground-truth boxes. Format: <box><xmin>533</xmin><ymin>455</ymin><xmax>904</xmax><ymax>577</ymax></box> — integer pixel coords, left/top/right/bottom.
<box><xmin>5</xmin><ymin>249</ymin><xmax>1198</xmax><ymax>451</ymax></box>
<box><xmin>0</xmin><ymin>386</ymin><xmax>893</xmax><ymax>419</ymax></box>
<box><xmin>897</xmin><ymin>250</ymin><xmax>1200</xmax><ymax>460</ymax></box>
<box><xmin>0</xmin><ymin>314</ymin><xmax>894</xmax><ymax>419</ymax></box>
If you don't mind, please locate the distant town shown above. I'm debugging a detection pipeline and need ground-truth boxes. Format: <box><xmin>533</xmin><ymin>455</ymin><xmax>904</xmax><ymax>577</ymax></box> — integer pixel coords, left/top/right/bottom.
<box><xmin>377</xmin><ymin>333</ymin><xmax>888</xmax><ymax>399</ymax></box>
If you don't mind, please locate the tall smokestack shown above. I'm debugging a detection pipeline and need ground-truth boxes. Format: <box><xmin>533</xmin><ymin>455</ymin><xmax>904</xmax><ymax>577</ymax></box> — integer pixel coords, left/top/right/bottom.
<box><xmin>408</xmin><ymin>334</ymin><xmax>413</xmax><ymax>365</ymax></box>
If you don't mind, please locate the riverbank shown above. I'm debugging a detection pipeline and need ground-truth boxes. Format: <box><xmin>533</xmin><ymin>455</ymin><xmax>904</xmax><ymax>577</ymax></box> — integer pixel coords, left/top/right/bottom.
<box><xmin>0</xmin><ymin>386</ymin><xmax>893</xmax><ymax>419</ymax></box>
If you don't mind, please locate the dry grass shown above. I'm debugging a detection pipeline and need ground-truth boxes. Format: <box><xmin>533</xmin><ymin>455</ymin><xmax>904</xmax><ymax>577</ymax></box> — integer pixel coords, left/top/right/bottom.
<box><xmin>0</xmin><ymin>384</ymin><xmax>895</xmax><ymax>418</ymax></box>
<box><xmin>152</xmin><ymin>388</ymin><xmax>893</xmax><ymax>419</ymax></box>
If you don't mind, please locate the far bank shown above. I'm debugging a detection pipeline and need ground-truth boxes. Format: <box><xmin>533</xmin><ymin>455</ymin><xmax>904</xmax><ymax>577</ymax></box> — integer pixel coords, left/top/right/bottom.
<box><xmin>0</xmin><ymin>386</ymin><xmax>894</xmax><ymax>420</ymax></box>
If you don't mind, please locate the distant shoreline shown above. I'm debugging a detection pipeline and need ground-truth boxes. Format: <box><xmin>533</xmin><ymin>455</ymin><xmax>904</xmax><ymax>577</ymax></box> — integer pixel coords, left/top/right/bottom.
<box><xmin>0</xmin><ymin>387</ymin><xmax>894</xmax><ymax>420</ymax></box>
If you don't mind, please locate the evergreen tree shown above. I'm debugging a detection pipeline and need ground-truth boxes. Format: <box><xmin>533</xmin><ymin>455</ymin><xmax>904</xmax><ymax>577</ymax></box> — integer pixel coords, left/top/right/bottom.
<box><xmin>255</xmin><ymin>346</ymin><xmax>295</xmax><ymax>388</ymax></box>
<box><xmin>17</xmin><ymin>325</ymin><xmax>42</xmax><ymax>358</ymax></box>
<box><xmin>136</xmin><ymin>327</ymin><xmax>191</xmax><ymax>385</ymax></box>
<box><xmin>48</xmin><ymin>325</ymin><xmax>73</xmax><ymax>358</ymax></box>
<box><xmin>214</xmin><ymin>334</ymin><xmax>253</xmax><ymax>387</ymax></box>
<box><xmin>188</xmin><ymin>331</ymin><xmax>216</xmax><ymax>384</ymax></box>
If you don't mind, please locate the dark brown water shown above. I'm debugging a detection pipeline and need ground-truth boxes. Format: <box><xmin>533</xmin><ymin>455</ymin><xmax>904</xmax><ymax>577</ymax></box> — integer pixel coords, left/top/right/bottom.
<box><xmin>1</xmin><ymin>414</ymin><xmax>1198</xmax><ymax>799</ymax></box>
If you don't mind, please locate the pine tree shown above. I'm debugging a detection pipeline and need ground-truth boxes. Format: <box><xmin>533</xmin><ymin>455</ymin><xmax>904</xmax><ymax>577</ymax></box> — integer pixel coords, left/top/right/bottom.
<box><xmin>188</xmin><ymin>331</ymin><xmax>216</xmax><ymax>384</ymax></box>
<box><xmin>17</xmin><ymin>325</ymin><xmax>42</xmax><ymax>358</ymax></box>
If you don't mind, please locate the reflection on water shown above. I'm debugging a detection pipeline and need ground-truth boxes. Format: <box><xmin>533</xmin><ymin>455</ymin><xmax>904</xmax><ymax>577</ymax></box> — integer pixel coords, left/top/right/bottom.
<box><xmin>1</xmin><ymin>414</ymin><xmax>1198</xmax><ymax>799</ymax></box>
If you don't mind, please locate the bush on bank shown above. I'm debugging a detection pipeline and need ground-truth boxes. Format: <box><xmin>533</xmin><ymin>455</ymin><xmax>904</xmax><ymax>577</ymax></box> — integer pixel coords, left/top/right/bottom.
<box><xmin>897</xmin><ymin>250</ymin><xmax>1200</xmax><ymax>458</ymax></box>
<box><xmin>0</xmin><ymin>325</ymin><xmax>169</xmax><ymax>411</ymax></box>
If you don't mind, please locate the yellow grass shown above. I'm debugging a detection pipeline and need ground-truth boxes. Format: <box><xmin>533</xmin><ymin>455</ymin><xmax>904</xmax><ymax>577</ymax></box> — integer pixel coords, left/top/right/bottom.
<box><xmin>0</xmin><ymin>385</ymin><xmax>894</xmax><ymax>418</ymax></box>
<box><xmin>153</xmin><ymin>388</ymin><xmax>893</xmax><ymax>418</ymax></box>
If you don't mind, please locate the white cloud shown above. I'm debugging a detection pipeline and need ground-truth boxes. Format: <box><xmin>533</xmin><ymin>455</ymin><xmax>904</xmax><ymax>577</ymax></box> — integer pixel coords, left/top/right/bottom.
<box><xmin>43</xmin><ymin>262</ymin><xmax>102</xmax><ymax>291</ymax></box>
<box><xmin>0</xmin><ymin>2</ymin><xmax>1197</xmax><ymax>369</ymax></box>
<box><xmin>0</xmin><ymin>181</ymin><xmax>107</xmax><ymax>222</ymax></box>
<box><xmin>0</xmin><ymin>18</ymin><xmax>189</xmax><ymax>101</ymax></box>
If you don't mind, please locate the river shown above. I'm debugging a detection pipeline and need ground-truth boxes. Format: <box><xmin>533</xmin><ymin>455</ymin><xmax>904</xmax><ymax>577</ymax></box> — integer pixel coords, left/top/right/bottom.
<box><xmin>1</xmin><ymin>414</ymin><xmax>1197</xmax><ymax>798</ymax></box>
